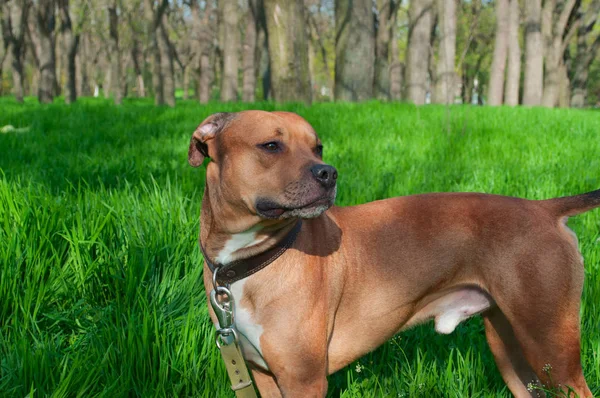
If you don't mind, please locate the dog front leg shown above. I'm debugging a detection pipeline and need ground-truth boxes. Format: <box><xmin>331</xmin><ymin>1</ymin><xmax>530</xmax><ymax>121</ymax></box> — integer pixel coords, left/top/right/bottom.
<box><xmin>250</xmin><ymin>364</ymin><xmax>327</xmax><ymax>398</ymax></box>
<box><xmin>260</xmin><ymin>341</ymin><xmax>329</xmax><ymax>398</ymax></box>
<box><xmin>275</xmin><ymin>371</ymin><xmax>328</xmax><ymax>398</ymax></box>
<box><xmin>250</xmin><ymin>368</ymin><xmax>282</xmax><ymax>398</ymax></box>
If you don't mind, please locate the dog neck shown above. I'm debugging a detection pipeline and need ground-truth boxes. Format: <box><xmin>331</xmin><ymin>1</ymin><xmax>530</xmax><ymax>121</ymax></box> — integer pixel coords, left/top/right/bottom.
<box><xmin>200</xmin><ymin>183</ymin><xmax>299</xmax><ymax>266</ymax></box>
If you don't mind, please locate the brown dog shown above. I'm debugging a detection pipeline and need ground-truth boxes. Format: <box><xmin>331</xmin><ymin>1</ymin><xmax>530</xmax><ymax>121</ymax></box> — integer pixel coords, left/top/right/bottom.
<box><xmin>189</xmin><ymin>111</ymin><xmax>597</xmax><ymax>397</ymax></box>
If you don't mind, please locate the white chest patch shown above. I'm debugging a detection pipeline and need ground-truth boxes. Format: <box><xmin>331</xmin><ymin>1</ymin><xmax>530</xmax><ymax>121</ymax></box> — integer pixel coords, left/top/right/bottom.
<box><xmin>215</xmin><ymin>226</ymin><xmax>263</xmax><ymax>265</ymax></box>
<box><xmin>230</xmin><ymin>279</ymin><xmax>268</xmax><ymax>370</ymax></box>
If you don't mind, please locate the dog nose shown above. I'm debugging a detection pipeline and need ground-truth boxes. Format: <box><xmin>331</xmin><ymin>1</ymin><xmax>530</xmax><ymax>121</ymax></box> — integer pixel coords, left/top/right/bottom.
<box><xmin>311</xmin><ymin>164</ymin><xmax>338</xmax><ymax>188</ymax></box>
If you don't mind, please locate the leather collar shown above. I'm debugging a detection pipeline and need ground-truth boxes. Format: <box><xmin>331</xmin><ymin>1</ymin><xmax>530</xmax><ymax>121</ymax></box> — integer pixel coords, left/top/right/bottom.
<box><xmin>201</xmin><ymin>220</ymin><xmax>303</xmax><ymax>285</ymax></box>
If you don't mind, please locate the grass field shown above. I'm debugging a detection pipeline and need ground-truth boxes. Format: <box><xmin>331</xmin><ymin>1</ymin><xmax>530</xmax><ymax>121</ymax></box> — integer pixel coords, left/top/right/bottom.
<box><xmin>0</xmin><ymin>97</ymin><xmax>599</xmax><ymax>397</ymax></box>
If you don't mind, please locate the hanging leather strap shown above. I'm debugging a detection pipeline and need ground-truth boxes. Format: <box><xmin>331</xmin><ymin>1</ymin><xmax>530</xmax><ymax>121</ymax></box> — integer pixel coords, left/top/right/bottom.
<box><xmin>211</xmin><ymin>275</ymin><xmax>258</xmax><ymax>397</ymax></box>
<box><xmin>217</xmin><ymin>332</ymin><xmax>257</xmax><ymax>398</ymax></box>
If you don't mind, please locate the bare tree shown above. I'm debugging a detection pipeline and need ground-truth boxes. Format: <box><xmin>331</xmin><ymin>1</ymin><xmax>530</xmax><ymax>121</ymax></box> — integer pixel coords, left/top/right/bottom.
<box><xmin>144</xmin><ymin>0</ymin><xmax>168</xmax><ymax>105</ymax></box>
<box><xmin>190</xmin><ymin>0</ymin><xmax>215</xmax><ymax>103</ymax></box>
<box><xmin>131</xmin><ymin>38</ymin><xmax>145</xmax><ymax>97</ymax></box>
<box><xmin>488</xmin><ymin>0</ymin><xmax>509</xmax><ymax>106</ymax></box>
<box><xmin>504</xmin><ymin>0</ymin><xmax>520</xmax><ymax>106</ymax></box>
<box><xmin>158</xmin><ymin>11</ymin><xmax>175</xmax><ymax>106</ymax></box>
<box><xmin>406</xmin><ymin>0</ymin><xmax>434</xmax><ymax>105</ymax></box>
<box><xmin>219</xmin><ymin>0</ymin><xmax>239</xmax><ymax>101</ymax></box>
<box><xmin>107</xmin><ymin>0</ymin><xmax>122</xmax><ymax>104</ymax></box>
<box><xmin>1</xmin><ymin>0</ymin><xmax>30</xmax><ymax>103</ymax></box>
<box><xmin>559</xmin><ymin>48</ymin><xmax>571</xmax><ymax>107</ymax></box>
<box><xmin>35</xmin><ymin>0</ymin><xmax>57</xmax><ymax>103</ymax></box>
<box><xmin>0</xmin><ymin>23</ymin><xmax>5</xmax><ymax>96</ymax></box>
<box><xmin>432</xmin><ymin>0</ymin><xmax>456</xmax><ymax>104</ymax></box>
<box><xmin>259</xmin><ymin>23</ymin><xmax>271</xmax><ymax>99</ymax></box>
<box><xmin>58</xmin><ymin>0</ymin><xmax>85</xmax><ymax>104</ymax></box>
<box><xmin>124</xmin><ymin>1</ymin><xmax>146</xmax><ymax>98</ymax></box>
<box><xmin>541</xmin><ymin>0</ymin><xmax>580</xmax><ymax>107</ymax></box>
<box><xmin>571</xmin><ymin>0</ymin><xmax>600</xmax><ymax>107</ymax></box>
<box><xmin>335</xmin><ymin>0</ymin><xmax>375</xmax><ymax>101</ymax></box>
<box><xmin>307</xmin><ymin>3</ymin><xmax>332</xmax><ymax>99</ymax></box>
<box><xmin>374</xmin><ymin>0</ymin><xmax>400</xmax><ymax>100</ymax></box>
<box><xmin>264</xmin><ymin>0</ymin><xmax>311</xmax><ymax>103</ymax></box>
<box><xmin>242</xmin><ymin>0</ymin><xmax>261</xmax><ymax>102</ymax></box>
<box><xmin>523</xmin><ymin>0</ymin><xmax>543</xmax><ymax>105</ymax></box>
<box><xmin>390</xmin><ymin>25</ymin><xmax>402</xmax><ymax>101</ymax></box>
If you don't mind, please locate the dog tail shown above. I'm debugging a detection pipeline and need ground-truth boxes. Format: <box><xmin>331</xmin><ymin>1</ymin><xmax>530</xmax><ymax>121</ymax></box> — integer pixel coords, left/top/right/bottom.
<box><xmin>545</xmin><ymin>188</ymin><xmax>600</xmax><ymax>217</ymax></box>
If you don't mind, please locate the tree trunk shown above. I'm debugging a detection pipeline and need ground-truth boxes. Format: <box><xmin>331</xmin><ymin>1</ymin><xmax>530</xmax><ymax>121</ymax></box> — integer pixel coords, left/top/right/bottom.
<box><xmin>558</xmin><ymin>56</ymin><xmax>571</xmax><ymax>107</ymax></box>
<box><xmin>131</xmin><ymin>40</ymin><xmax>145</xmax><ymax>97</ymax></box>
<box><xmin>390</xmin><ymin>23</ymin><xmax>402</xmax><ymax>101</ymax></box>
<box><xmin>0</xmin><ymin>43</ymin><xmax>6</xmax><ymax>96</ymax></box>
<box><xmin>36</xmin><ymin>0</ymin><xmax>57</xmax><ymax>104</ymax></box>
<box><xmin>308</xmin><ymin>26</ymin><xmax>315</xmax><ymax>95</ymax></box>
<box><xmin>59</xmin><ymin>0</ymin><xmax>80</xmax><ymax>104</ymax></box>
<box><xmin>77</xmin><ymin>38</ymin><xmax>86</xmax><ymax>96</ymax></box>
<box><xmin>0</xmin><ymin>54</ymin><xmax>5</xmax><ymax>97</ymax></box>
<box><xmin>1</xmin><ymin>1</ymin><xmax>30</xmax><ymax>103</ymax></box>
<box><xmin>150</xmin><ymin>38</ymin><xmax>163</xmax><ymax>104</ymax></box>
<box><xmin>264</xmin><ymin>0</ymin><xmax>311</xmax><ymax>103</ymax></box>
<box><xmin>462</xmin><ymin>66</ymin><xmax>472</xmax><ymax>104</ymax></box>
<box><xmin>190</xmin><ymin>0</ymin><xmax>213</xmax><ymax>104</ymax></box>
<box><xmin>55</xmin><ymin>24</ymin><xmax>63</xmax><ymax>96</ymax></box>
<box><xmin>571</xmin><ymin>10</ymin><xmax>589</xmax><ymax>108</ymax></box>
<box><xmin>374</xmin><ymin>0</ymin><xmax>398</xmax><ymax>100</ymax></box>
<box><xmin>158</xmin><ymin>17</ymin><xmax>175</xmax><ymax>106</ymax></box>
<box><xmin>108</xmin><ymin>1</ymin><xmax>122</xmax><ymax>105</ymax></box>
<box><xmin>571</xmin><ymin>1</ymin><xmax>600</xmax><ymax>107</ymax></box>
<box><xmin>182</xmin><ymin>64</ymin><xmax>189</xmax><ymax>100</ymax></box>
<box><xmin>542</xmin><ymin>0</ymin><xmax>579</xmax><ymax>107</ymax></box>
<box><xmin>488</xmin><ymin>0</ymin><xmax>509</xmax><ymax>106</ymax></box>
<box><xmin>335</xmin><ymin>0</ymin><xmax>375</xmax><ymax>101</ymax></box>
<box><xmin>260</xmin><ymin>26</ymin><xmax>271</xmax><ymax>100</ymax></box>
<box><xmin>406</xmin><ymin>0</ymin><xmax>434</xmax><ymax>105</ymax></box>
<box><xmin>144</xmin><ymin>0</ymin><xmax>167</xmax><ymax>105</ymax></box>
<box><xmin>242</xmin><ymin>0</ymin><xmax>260</xmax><ymax>102</ymax></box>
<box><xmin>219</xmin><ymin>0</ymin><xmax>239</xmax><ymax>101</ymax></box>
<box><xmin>307</xmin><ymin>8</ymin><xmax>332</xmax><ymax>99</ymax></box>
<box><xmin>523</xmin><ymin>0</ymin><xmax>543</xmax><ymax>106</ymax></box>
<box><xmin>104</xmin><ymin>67</ymin><xmax>111</xmax><ymax>98</ymax></box>
<box><xmin>503</xmin><ymin>0</ymin><xmax>521</xmax><ymax>105</ymax></box>
<box><xmin>65</xmin><ymin>31</ymin><xmax>79</xmax><ymax>103</ymax></box>
<box><xmin>432</xmin><ymin>0</ymin><xmax>456</xmax><ymax>104</ymax></box>
<box><xmin>198</xmin><ymin>52</ymin><xmax>211</xmax><ymax>103</ymax></box>
<box><xmin>27</xmin><ymin>20</ymin><xmax>40</xmax><ymax>96</ymax></box>
<box><xmin>10</xmin><ymin>41</ymin><xmax>27</xmax><ymax>102</ymax></box>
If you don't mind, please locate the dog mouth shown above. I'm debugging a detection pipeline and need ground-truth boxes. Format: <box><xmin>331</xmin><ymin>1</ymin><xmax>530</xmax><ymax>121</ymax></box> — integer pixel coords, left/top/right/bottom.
<box><xmin>256</xmin><ymin>191</ymin><xmax>336</xmax><ymax>219</ymax></box>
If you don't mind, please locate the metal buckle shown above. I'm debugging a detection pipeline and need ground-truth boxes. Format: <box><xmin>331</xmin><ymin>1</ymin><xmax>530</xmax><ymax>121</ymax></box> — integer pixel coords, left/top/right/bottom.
<box><xmin>210</xmin><ymin>286</ymin><xmax>234</xmax><ymax>329</ymax></box>
<box><xmin>211</xmin><ymin>266</ymin><xmax>235</xmax><ymax>338</ymax></box>
<box><xmin>215</xmin><ymin>327</ymin><xmax>239</xmax><ymax>349</ymax></box>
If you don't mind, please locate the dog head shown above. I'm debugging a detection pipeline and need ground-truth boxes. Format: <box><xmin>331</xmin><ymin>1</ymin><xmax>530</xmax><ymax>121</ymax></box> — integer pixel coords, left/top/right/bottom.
<box><xmin>188</xmin><ymin>111</ymin><xmax>337</xmax><ymax>220</ymax></box>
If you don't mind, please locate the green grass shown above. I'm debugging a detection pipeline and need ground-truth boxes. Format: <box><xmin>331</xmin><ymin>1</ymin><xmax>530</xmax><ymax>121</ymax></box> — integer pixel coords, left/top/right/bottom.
<box><xmin>0</xmin><ymin>96</ymin><xmax>599</xmax><ymax>397</ymax></box>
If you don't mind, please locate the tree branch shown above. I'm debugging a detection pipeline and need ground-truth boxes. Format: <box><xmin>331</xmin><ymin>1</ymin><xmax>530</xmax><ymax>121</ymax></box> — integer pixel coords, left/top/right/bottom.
<box><xmin>556</xmin><ymin>0</ymin><xmax>579</xmax><ymax>37</ymax></box>
<box><xmin>561</xmin><ymin>12</ymin><xmax>581</xmax><ymax>53</ymax></box>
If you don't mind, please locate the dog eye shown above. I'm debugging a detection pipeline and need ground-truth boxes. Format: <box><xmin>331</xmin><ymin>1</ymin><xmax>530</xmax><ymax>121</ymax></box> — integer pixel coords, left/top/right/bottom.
<box><xmin>260</xmin><ymin>141</ymin><xmax>281</xmax><ymax>153</ymax></box>
<box><xmin>315</xmin><ymin>145</ymin><xmax>323</xmax><ymax>157</ymax></box>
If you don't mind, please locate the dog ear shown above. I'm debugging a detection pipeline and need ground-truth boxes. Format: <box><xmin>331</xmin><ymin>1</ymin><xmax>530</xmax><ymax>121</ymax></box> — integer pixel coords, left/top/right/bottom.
<box><xmin>188</xmin><ymin>113</ymin><xmax>234</xmax><ymax>167</ymax></box>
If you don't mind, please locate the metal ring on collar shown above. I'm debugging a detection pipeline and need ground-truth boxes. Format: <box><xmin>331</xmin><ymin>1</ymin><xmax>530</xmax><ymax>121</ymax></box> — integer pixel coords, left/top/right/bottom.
<box><xmin>212</xmin><ymin>266</ymin><xmax>221</xmax><ymax>290</ymax></box>
<box><xmin>214</xmin><ymin>285</ymin><xmax>233</xmax><ymax>301</ymax></box>
<box><xmin>216</xmin><ymin>327</ymin><xmax>239</xmax><ymax>349</ymax></box>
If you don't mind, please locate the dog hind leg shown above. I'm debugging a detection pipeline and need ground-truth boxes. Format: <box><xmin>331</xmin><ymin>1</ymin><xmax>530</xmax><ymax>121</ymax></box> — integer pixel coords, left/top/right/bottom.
<box><xmin>508</xmin><ymin>307</ymin><xmax>592</xmax><ymax>398</ymax></box>
<box><xmin>494</xmin><ymin>253</ymin><xmax>592</xmax><ymax>398</ymax></box>
<box><xmin>484</xmin><ymin>308</ymin><xmax>544</xmax><ymax>397</ymax></box>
